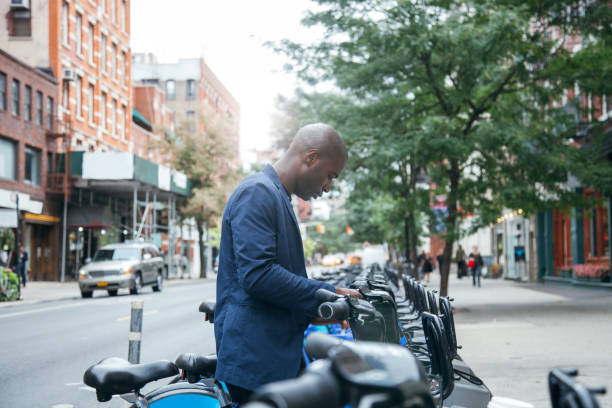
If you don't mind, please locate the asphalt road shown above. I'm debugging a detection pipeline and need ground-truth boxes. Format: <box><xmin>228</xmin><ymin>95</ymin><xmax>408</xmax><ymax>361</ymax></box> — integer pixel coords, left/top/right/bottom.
<box><xmin>0</xmin><ymin>280</ymin><xmax>217</xmax><ymax>408</ymax></box>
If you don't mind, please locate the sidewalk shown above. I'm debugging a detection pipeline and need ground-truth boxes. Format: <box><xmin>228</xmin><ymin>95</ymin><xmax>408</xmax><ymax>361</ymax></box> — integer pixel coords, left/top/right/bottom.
<box><xmin>0</xmin><ymin>275</ymin><xmax>216</xmax><ymax>308</ymax></box>
<box><xmin>425</xmin><ymin>271</ymin><xmax>612</xmax><ymax>408</ymax></box>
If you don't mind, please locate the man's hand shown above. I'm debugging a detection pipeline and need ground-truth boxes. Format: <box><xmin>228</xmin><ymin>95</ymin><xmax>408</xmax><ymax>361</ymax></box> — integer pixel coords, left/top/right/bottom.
<box><xmin>335</xmin><ymin>287</ymin><xmax>361</xmax><ymax>298</ymax></box>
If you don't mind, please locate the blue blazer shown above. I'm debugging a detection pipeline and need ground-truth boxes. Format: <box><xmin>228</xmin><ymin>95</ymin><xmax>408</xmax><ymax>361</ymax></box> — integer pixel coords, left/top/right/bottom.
<box><xmin>214</xmin><ymin>164</ymin><xmax>335</xmax><ymax>391</ymax></box>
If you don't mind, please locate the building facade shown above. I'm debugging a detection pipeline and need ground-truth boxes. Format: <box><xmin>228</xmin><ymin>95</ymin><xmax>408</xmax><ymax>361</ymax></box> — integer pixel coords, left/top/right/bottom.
<box><xmin>0</xmin><ymin>49</ymin><xmax>62</xmax><ymax>281</ymax></box>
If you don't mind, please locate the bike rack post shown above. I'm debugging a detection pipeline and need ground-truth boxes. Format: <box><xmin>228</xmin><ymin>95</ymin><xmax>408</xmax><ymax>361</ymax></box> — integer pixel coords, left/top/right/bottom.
<box><xmin>128</xmin><ymin>300</ymin><xmax>144</xmax><ymax>364</ymax></box>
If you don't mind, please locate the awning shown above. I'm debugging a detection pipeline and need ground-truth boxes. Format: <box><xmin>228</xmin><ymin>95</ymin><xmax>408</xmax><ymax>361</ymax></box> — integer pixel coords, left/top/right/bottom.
<box><xmin>25</xmin><ymin>212</ymin><xmax>60</xmax><ymax>224</ymax></box>
<box><xmin>68</xmin><ymin>205</ymin><xmax>112</xmax><ymax>229</ymax></box>
<box><xmin>133</xmin><ymin>108</ymin><xmax>153</xmax><ymax>131</ymax></box>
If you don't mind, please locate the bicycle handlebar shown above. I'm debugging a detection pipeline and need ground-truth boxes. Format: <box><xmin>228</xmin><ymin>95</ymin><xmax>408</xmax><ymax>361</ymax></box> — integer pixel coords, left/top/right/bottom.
<box><xmin>304</xmin><ymin>331</ymin><xmax>344</xmax><ymax>360</ymax></box>
<box><xmin>318</xmin><ymin>299</ymin><xmax>351</xmax><ymax>320</ymax></box>
<box><xmin>245</xmin><ymin>360</ymin><xmax>341</xmax><ymax>408</ymax></box>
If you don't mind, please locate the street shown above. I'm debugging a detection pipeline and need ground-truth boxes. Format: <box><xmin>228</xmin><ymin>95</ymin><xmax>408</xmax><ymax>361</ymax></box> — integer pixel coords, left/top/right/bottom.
<box><xmin>1</xmin><ymin>272</ymin><xmax>611</xmax><ymax>408</ymax></box>
<box><xmin>0</xmin><ymin>280</ymin><xmax>217</xmax><ymax>408</ymax></box>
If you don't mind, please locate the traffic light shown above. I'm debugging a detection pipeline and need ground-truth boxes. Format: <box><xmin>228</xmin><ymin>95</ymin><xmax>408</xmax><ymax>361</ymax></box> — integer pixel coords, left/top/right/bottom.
<box><xmin>345</xmin><ymin>226</ymin><xmax>354</xmax><ymax>236</ymax></box>
<box><xmin>316</xmin><ymin>224</ymin><xmax>325</xmax><ymax>234</ymax></box>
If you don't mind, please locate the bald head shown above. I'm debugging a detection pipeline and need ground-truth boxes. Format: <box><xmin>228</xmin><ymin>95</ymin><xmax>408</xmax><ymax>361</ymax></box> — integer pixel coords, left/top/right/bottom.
<box><xmin>287</xmin><ymin>123</ymin><xmax>347</xmax><ymax>162</ymax></box>
<box><xmin>274</xmin><ymin>123</ymin><xmax>348</xmax><ymax>201</ymax></box>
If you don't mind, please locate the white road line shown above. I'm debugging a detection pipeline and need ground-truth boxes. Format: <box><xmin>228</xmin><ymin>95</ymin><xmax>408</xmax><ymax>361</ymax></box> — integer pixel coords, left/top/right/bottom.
<box><xmin>64</xmin><ymin>382</ymin><xmax>83</xmax><ymax>386</ymax></box>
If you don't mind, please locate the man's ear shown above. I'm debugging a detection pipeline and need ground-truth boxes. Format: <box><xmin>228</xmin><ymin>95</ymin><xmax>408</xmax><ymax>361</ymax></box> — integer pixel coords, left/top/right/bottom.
<box><xmin>305</xmin><ymin>150</ymin><xmax>319</xmax><ymax>167</ymax></box>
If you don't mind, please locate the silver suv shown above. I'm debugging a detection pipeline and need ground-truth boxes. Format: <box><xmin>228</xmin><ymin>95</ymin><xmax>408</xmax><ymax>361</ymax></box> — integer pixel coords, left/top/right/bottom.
<box><xmin>78</xmin><ymin>241</ymin><xmax>164</xmax><ymax>298</ymax></box>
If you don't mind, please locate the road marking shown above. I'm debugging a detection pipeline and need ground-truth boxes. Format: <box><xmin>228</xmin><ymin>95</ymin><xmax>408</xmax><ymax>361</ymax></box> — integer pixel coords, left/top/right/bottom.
<box><xmin>51</xmin><ymin>404</ymin><xmax>74</xmax><ymax>408</ymax></box>
<box><xmin>116</xmin><ymin>309</ymin><xmax>159</xmax><ymax>322</ymax></box>
<box><xmin>79</xmin><ymin>387</ymin><xmax>96</xmax><ymax>392</ymax></box>
<box><xmin>64</xmin><ymin>382</ymin><xmax>82</xmax><ymax>386</ymax></box>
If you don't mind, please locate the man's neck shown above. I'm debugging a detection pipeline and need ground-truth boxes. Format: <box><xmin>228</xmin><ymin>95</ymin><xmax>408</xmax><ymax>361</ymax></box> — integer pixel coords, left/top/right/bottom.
<box><xmin>272</xmin><ymin>157</ymin><xmax>297</xmax><ymax>196</ymax></box>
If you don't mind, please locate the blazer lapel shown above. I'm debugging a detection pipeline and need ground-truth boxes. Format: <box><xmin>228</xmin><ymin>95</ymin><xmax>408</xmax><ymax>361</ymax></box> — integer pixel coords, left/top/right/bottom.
<box><xmin>263</xmin><ymin>165</ymin><xmax>300</xmax><ymax>233</ymax></box>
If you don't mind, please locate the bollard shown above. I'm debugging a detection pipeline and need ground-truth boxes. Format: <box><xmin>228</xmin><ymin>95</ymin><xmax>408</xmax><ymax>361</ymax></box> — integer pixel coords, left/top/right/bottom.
<box><xmin>128</xmin><ymin>300</ymin><xmax>144</xmax><ymax>364</ymax></box>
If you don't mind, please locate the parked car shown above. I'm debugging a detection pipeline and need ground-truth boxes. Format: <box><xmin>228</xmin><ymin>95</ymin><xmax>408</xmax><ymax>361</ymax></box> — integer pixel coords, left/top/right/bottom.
<box><xmin>322</xmin><ymin>254</ymin><xmax>342</xmax><ymax>267</ymax></box>
<box><xmin>78</xmin><ymin>241</ymin><xmax>164</xmax><ymax>298</ymax></box>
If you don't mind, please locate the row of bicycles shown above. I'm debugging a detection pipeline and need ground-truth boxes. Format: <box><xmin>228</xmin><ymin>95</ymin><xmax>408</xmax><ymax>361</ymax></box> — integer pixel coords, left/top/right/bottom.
<box><xmin>83</xmin><ymin>263</ymin><xmax>606</xmax><ymax>407</ymax></box>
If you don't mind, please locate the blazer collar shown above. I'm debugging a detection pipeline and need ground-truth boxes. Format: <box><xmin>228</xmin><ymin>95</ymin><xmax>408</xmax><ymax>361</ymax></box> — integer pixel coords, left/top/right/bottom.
<box><xmin>263</xmin><ymin>164</ymin><xmax>300</xmax><ymax>230</ymax></box>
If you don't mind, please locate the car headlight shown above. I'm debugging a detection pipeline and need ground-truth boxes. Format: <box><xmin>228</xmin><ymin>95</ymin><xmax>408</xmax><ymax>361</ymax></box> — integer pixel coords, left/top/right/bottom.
<box><xmin>123</xmin><ymin>266</ymin><xmax>134</xmax><ymax>275</ymax></box>
<box><xmin>79</xmin><ymin>268</ymin><xmax>87</xmax><ymax>279</ymax></box>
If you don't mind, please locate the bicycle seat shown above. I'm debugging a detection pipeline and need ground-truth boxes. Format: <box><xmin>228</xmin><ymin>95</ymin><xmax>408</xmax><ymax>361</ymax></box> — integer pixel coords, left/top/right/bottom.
<box><xmin>83</xmin><ymin>357</ymin><xmax>178</xmax><ymax>402</ymax></box>
<box><xmin>199</xmin><ymin>300</ymin><xmax>216</xmax><ymax>323</ymax></box>
<box><xmin>175</xmin><ymin>353</ymin><xmax>217</xmax><ymax>383</ymax></box>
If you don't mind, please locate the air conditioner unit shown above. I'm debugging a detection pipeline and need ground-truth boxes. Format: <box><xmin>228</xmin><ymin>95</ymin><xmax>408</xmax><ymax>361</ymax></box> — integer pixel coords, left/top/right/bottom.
<box><xmin>10</xmin><ymin>0</ymin><xmax>30</xmax><ymax>9</ymax></box>
<box><xmin>62</xmin><ymin>68</ymin><xmax>76</xmax><ymax>81</ymax></box>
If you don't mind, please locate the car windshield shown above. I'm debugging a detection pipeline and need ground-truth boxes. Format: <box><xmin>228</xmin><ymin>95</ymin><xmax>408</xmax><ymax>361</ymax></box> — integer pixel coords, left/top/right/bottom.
<box><xmin>93</xmin><ymin>248</ymin><xmax>140</xmax><ymax>262</ymax></box>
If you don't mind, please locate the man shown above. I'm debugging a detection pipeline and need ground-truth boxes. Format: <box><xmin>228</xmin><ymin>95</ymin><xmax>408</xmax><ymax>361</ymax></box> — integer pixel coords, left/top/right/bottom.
<box><xmin>469</xmin><ymin>245</ymin><xmax>484</xmax><ymax>287</ymax></box>
<box><xmin>15</xmin><ymin>245</ymin><xmax>28</xmax><ymax>287</ymax></box>
<box><xmin>455</xmin><ymin>244</ymin><xmax>466</xmax><ymax>279</ymax></box>
<box><xmin>214</xmin><ymin>123</ymin><xmax>358</xmax><ymax>403</ymax></box>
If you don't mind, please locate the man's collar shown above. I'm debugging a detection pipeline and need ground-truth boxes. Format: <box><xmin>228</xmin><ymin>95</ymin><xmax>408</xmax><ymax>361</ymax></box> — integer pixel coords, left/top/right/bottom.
<box><xmin>263</xmin><ymin>164</ymin><xmax>292</xmax><ymax>200</ymax></box>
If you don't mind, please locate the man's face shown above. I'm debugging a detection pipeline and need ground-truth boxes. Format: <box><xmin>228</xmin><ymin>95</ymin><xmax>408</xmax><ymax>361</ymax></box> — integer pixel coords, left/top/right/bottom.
<box><xmin>295</xmin><ymin>152</ymin><xmax>346</xmax><ymax>201</ymax></box>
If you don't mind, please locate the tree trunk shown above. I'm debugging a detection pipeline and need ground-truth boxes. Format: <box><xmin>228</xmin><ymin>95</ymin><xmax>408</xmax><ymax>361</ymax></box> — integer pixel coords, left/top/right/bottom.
<box><xmin>440</xmin><ymin>160</ymin><xmax>460</xmax><ymax>297</ymax></box>
<box><xmin>197</xmin><ymin>221</ymin><xmax>207</xmax><ymax>279</ymax></box>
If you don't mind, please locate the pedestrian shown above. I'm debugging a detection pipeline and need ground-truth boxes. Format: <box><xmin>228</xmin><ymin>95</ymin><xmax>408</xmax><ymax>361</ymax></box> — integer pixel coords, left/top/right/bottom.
<box><xmin>455</xmin><ymin>244</ymin><xmax>466</xmax><ymax>279</ymax></box>
<box><xmin>15</xmin><ymin>245</ymin><xmax>28</xmax><ymax>287</ymax></box>
<box><xmin>423</xmin><ymin>252</ymin><xmax>433</xmax><ymax>283</ymax></box>
<box><xmin>417</xmin><ymin>250</ymin><xmax>426</xmax><ymax>280</ymax></box>
<box><xmin>214</xmin><ymin>123</ymin><xmax>359</xmax><ymax>404</ymax></box>
<box><xmin>436</xmin><ymin>249</ymin><xmax>444</xmax><ymax>275</ymax></box>
<box><xmin>469</xmin><ymin>245</ymin><xmax>484</xmax><ymax>287</ymax></box>
<box><xmin>0</xmin><ymin>244</ymin><xmax>9</xmax><ymax>268</ymax></box>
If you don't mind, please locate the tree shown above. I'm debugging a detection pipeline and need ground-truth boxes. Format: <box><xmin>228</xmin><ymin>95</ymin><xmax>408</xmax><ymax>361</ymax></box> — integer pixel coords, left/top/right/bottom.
<box><xmin>275</xmin><ymin>0</ymin><xmax>612</xmax><ymax>296</ymax></box>
<box><xmin>151</xmin><ymin>105</ymin><xmax>240</xmax><ymax>278</ymax></box>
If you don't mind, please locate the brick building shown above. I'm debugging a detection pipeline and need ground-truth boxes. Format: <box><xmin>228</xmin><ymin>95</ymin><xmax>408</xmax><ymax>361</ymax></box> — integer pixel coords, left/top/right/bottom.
<box><xmin>0</xmin><ymin>49</ymin><xmax>62</xmax><ymax>281</ymax></box>
<box><xmin>132</xmin><ymin>54</ymin><xmax>240</xmax><ymax>160</ymax></box>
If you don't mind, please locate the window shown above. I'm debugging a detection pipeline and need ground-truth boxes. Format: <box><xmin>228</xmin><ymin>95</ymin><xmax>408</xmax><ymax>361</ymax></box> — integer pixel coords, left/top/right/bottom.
<box><xmin>0</xmin><ymin>72</ymin><xmax>6</xmax><ymax>110</ymax></box>
<box><xmin>101</xmin><ymin>0</ymin><xmax>106</xmax><ymax>13</ymax></box>
<box><xmin>187</xmin><ymin>110</ymin><xmax>195</xmax><ymax>131</ymax></box>
<box><xmin>62</xmin><ymin>2</ymin><xmax>69</xmax><ymax>45</ymax></box>
<box><xmin>24</xmin><ymin>146</ymin><xmax>41</xmax><ymax>185</ymax></box>
<box><xmin>120</xmin><ymin>52</ymin><xmax>126</xmax><ymax>85</ymax></box>
<box><xmin>88</xmin><ymin>23</ymin><xmax>94</xmax><ymax>65</ymax></box>
<box><xmin>121</xmin><ymin>0</ymin><xmax>126</xmax><ymax>31</ymax></box>
<box><xmin>88</xmin><ymin>84</ymin><xmax>94</xmax><ymax>124</ymax></box>
<box><xmin>111</xmin><ymin>99</ymin><xmax>116</xmax><ymax>136</ymax></box>
<box><xmin>35</xmin><ymin>91</ymin><xmax>42</xmax><ymax>125</ymax></box>
<box><xmin>166</xmin><ymin>80</ymin><xmax>175</xmax><ymax>100</ymax></box>
<box><xmin>186</xmin><ymin>79</ymin><xmax>195</xmax><ymax>99</ymax></box>
<box><xmin>0</xmin><ymin>138</ymin><xmax>17</xmax><ymax>180</ymax></box>
<box><xmin>47</xmin><ymin>96</ymin><xmax>53</xmax><ymax>129</ymax></box>
<box><xmin>12</xmin><ymin>79</ymin><xmax>20</xmax><ymax>116</ymax></box>
<box><xmin>76</xmin><ymin>76</ymin><xmax>82</xmax><ymax>118</ymax></box>
<box><xmin>9</xmin><ymin>9</ymin><xmax>32</xmax><ymax>37</ymax></box>
<box><xmin>112</xmin><ymin>44</ymin><xmax>117</xmax><ymax>79</ymax></box>
<box><xmin>62</xmin><ymin>80</ymin><xmax>69</xmax><ymax>110</ymax></box>
<box><xmin>111</xmin><ymin>0</ymin><xmax>116</xmax><ymax>23</ymax></box>
<box><xmin>100</xmin><ymin>92</ymin><xmax>106</xmax><ymax>129</ymax></box>
<box><xmin>25</xmin><ymin>85</ymin><xmax>32</xmax><ymax>121</ymax></box>
<box><xmin>101</xmin><ymin>34</ymin><xmax>107</xmax><ymax>73</ymax></box>
<box><xmin>76</xmin><ymin>13</ymin><xmax>82</xmax><ymax>54</ymax></box>
<box><xmin>120</xmin><ymin>105</ymin><xmax>126</xmax><ymax>139</ymax></box>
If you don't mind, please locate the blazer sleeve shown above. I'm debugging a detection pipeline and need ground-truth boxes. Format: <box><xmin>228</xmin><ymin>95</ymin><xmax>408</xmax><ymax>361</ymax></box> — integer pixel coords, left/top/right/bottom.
<box><xmin>229</xmin><ymin>182</ymin><xmax>335</xmax><ymax>315</ymax></box>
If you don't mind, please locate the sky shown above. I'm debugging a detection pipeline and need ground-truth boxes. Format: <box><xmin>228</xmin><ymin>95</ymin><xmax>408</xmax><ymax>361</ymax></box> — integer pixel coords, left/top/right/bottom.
<box><xmin>130</xmin><ymin>0</ymin><xmax>322</xmax><ymax>166</ymax></box>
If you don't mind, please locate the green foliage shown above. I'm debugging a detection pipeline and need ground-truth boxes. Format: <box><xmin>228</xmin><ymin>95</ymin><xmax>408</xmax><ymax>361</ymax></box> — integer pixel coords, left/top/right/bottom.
<box><xmin>273</xmin><ymin>0</ymin><xmax>612</xmax><ymax>295</ymax></box>
<box><xmin>308</xmin><ymin>214</ymin><xmax>361</xmax><ymax>255</ymax></box>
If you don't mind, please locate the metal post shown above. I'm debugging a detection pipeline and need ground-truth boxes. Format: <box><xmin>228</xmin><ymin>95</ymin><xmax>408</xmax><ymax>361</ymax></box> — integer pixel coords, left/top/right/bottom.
<box><xmin>15</xmin><ymin>195</ymin><xmax>20</xmax><ymax>248</ymax></box>
<box><xmin>60</xmin><ymin>198</ymin><xmax>67</xmax><ymax>282</ymax></box>
<box><xmin>128</xmin><ymin>300</ymin><xmax>144</xmax><ymax>364</ymax></box>
<box><xmin>133</xmin><ymin>187</ymin><xmax>137</xmax><ymax>240</ymax></box>
<box><xmin>152</xmin><ymin>193</ymin><xmax>157</xmax><ymax>236</ymax></box>
<box><xmin>145</xmin><ymin>191</ymin><xmax>149</xmax><ymax>240</ymax></box>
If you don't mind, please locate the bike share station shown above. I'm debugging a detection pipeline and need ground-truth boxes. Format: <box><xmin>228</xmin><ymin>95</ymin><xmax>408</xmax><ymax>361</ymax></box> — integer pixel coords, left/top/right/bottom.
<box><xmin>82</xmin><ymin>260</ymin><xmax>606</xmax><ymax>408</ymax></box>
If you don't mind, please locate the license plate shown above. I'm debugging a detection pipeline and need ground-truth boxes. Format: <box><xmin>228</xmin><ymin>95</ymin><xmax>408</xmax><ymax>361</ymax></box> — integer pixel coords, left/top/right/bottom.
<box><xmin>97</xmin><ymin>281</ymin><xmax>108</xmax><ymax>287</ymax></box>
